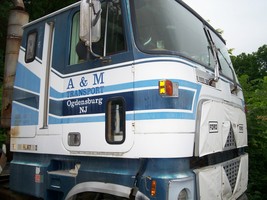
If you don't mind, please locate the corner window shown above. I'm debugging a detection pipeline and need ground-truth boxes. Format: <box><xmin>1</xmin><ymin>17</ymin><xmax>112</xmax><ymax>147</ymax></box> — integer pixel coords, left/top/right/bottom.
<box><xmin>25</xmin><ymin>31</ymin><xmax>38</xmax><ymax>63</ymax></box>
<box><xmin>210</xmin><ymin>31</ymin><xmax>236</xmax><ymax>81</ymax></box>
<box><xmin>106</xmin><ymin>98</ymin><xmax>125</xmax><ymax>144</ymax></box>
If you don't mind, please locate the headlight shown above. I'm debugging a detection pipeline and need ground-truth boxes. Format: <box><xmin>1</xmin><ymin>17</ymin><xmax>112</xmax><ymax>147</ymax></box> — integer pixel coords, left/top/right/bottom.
<box><xmin>168</xmin><ymin>177</ymin><xmax>195</xmax><ymax>200</ymax></box>
<box><xmin>178</xmin><ymin>189</ymin><xmax>188</xmax><ymax>200</ymax></box>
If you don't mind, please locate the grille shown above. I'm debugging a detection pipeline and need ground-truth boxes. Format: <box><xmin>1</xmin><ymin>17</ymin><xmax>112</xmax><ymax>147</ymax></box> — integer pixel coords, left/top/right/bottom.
<box><xmin>223</xmin><ymin>158</ymin><xmax>240</xmax><ymax>191</ymax></box>
<box><xmin>224</xmin><ymin>125</ymin><xmax>236</xmax><ymax>150</ymax></box>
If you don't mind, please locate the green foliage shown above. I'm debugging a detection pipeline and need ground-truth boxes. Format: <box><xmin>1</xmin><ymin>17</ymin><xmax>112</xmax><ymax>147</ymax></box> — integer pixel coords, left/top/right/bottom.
<box><xmin>0</xmin><ymin>1</ymin><xmax>12</xmax><ymax>84</ymax></box>
<box><xmin>231</xmin><ymin>45</ymin><xmax>267</xmax><ymax>81</ymax></box>
<box><xmin>0</xmin><ymin>132</ymin><xmax>7</xmax><ymax>148</ymax></box>
<box><xmin>24</xmin><ymin>0</ymin><xmax>78</xmax><ymax>21</ymax></box>
<box><xmin>0</xmin><ymin>49</ymin><xmax>4</xmax><ymax>83</ymax></box>
<box><xmin>246</xmin><ymin>77</ymin><xmax>267</xmax><ymax>199</ymax></box>
<box><xmin>232</xmin><ymin>45</ymin><xmax>267</xmax><ymax>199</ymax></box>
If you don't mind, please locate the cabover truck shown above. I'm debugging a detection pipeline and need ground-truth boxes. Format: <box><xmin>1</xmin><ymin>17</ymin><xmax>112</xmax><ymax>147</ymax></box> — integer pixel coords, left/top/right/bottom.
<box><xmin>8</xmin><ymin>0</ymin><xmax>248</xmax><ymax>199</ymax></box>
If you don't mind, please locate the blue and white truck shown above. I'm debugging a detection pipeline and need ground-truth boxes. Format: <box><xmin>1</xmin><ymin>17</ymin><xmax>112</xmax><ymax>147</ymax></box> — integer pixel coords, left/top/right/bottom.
<box><xmin>8</xmin><ymin>0</ymin><xmax>248</xmax><ymax>199</ymax></box>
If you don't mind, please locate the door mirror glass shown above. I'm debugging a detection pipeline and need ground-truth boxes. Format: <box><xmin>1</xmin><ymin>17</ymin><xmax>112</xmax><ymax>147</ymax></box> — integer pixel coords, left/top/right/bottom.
<box><xmin>80</xmin><ymin>0</ymin><xmax>101</xmax><ymax>45</ymax></box>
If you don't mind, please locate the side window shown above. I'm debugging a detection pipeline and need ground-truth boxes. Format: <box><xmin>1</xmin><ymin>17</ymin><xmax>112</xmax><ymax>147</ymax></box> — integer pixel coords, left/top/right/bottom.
<box><xmin>25</xmin><ymin>31</ymin><xmax>38</xmax><ymax>63</ymax></box>
<box><xmin>104</xmin><ymin>1</ymin><xmax>126</xmax><ymax>55</ymax></box>
<box><xmin>69</xmin><ymin>0</ymin><xmax>126</xmax><ymax>65</ymax></box>
<box><xmin>210</xmin><ymin>31</ymin><xmax>235</xmax><ymax>81</ymax></box>
<box><xmin>70</xmin><ymin>12</ymin><xmax>81</xmax><ymax>65</ymax></box>
<box><xmin>106</xmin><ymin>98</ymin><xmax>125</xmax><ymax>144</ymax></box>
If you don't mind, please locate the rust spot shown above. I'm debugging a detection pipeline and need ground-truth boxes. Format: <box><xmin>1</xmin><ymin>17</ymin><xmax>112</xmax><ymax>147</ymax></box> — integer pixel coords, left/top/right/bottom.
<box><xmin>10</xmin><ymin>126</ymin><xmax>19</xmax><ymax>137</ymax></box>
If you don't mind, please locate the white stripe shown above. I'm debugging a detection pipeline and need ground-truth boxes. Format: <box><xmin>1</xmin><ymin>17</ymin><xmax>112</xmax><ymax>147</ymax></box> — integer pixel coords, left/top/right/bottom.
<box><xmin>51</xmin><ymin>60</ymin><xmax>134</xmax><ymax>78</ymax></box>
<box><xmin>135</xmin><ymin>109</ymin><xmax>193</xmax><ymax>114</ymax></box>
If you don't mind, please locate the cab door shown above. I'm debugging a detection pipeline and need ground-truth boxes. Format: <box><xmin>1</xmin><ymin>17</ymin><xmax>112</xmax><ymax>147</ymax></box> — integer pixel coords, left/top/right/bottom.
<box><xmin>62</xmin><ymin>0</ymin><xmax>135</xmax><ymax>154</ymax></box>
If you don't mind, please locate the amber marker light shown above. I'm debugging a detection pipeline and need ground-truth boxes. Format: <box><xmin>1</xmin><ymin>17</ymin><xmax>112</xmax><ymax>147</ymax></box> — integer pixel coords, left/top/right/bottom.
<box><xmin>159</xmin><ymin>80</ymin><xmax>179</xmax><ymax>97</ymax></box>
<box><xmin>151</xmin><ymin>180</ymin><xmax>157</xmax><ymax>197</ymax></box>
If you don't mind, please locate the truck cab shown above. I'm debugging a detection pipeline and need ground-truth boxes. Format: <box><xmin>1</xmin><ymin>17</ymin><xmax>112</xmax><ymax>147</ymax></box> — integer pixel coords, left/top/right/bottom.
<box><xmin>10</xmin><ymin>0</ymin><xmax>248</xmax><ymax>199</ymax></box>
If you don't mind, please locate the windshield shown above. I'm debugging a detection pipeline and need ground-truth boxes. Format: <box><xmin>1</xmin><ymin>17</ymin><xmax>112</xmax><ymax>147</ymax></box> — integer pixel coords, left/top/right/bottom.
<box><xmin>131</xmin><ymin>0</ymin><xmax>216</xmax><ymax>68</ymax></box>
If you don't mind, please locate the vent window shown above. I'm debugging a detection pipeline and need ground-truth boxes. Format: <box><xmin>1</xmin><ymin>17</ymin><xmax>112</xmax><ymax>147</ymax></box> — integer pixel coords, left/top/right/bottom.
<box><xmin>25</xmin><ymin>31</ymin><xmax>38</xmax><ymax>63</ymax></box>
<box><xmin>106</xmin><ymin>98</ymin><xmax>125</xmax><ymax>144</ymax></box>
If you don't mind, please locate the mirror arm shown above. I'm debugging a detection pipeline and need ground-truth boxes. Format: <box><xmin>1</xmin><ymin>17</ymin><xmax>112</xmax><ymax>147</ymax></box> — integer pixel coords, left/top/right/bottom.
<box><xmin>88</xmin><ymin>45</ymin><xmax>102</xmax><ymax>59</ymax></box>
<box><xmin>103</xmin><ymin>2</ymin><xmax>110</xmax><ymax>57</ymax></box>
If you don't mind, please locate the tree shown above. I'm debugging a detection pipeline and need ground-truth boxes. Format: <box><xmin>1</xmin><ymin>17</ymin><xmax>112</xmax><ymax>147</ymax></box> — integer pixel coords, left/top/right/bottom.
<box><xmin>0</xmin><ymin>0</ymin><xmax>77</xmax><ymax>83</ymax></box>
<box><xmin>232</xmin><ymin>45</ymin><xmax>267</xmax><ymax>200</ymax></box>
<box><xmin>245</xmin><ymin>75</ymin><xmax>267</xmax><ymax>200</ymax></box>
<box><xmin>0</xmin><ymin>0</ymin><xmax>78</xmax><ymax>150</ymax></box>
<box><xmin>24</xmin><ymin>0</ymin><xmax>78</xmax><ymax>20</ymax></box>
<box><xmin>0</xmin><ymin>1</ymin><xmax>13</xmax><ymax>84</ymax></box>
<box><xmin>256</xmin><ymin>45</ymin><xmax>267</xmax><ymax>77</ymax></box>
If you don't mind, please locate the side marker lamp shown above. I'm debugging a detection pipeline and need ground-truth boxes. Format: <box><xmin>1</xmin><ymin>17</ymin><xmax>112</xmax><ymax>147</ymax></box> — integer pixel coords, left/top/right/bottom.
<box><xmin>151</xmin><ymin>180</ymin><xmax>157</xmax><ymax>197</ymax></box>
<box><xmin>159</xmin><ymin>80</ymin><xmax>179</xmax><ymax>97</ymax></box>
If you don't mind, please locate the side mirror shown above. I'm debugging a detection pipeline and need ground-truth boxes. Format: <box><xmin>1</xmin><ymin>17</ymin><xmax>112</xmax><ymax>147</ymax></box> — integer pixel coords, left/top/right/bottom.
<box><xmin>80</xmin><ymin>0</ymin><xmax>101</xmax><ymax>46</ymax></box>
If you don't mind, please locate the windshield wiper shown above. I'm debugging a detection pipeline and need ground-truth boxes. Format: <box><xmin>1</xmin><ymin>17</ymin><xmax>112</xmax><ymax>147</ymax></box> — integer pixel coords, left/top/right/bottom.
<box><xmin>203</xmin><ymin>26</ymin><xmax>220</xmax><ymax>84</ymax></box>
<box><xmin>217</xmin><ymin>48</ymin><xmax>238</xmax><ymax>93</ymax></box>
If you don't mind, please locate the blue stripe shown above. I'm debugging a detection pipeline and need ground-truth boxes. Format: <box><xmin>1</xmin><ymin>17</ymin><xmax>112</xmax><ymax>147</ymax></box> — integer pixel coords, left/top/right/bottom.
<box><xmin>135</xmin><ymin>112</ymin><xmax>195</xmax><ymax>120</ymax></box>
<box><xmin>14</xmin><ymin>60</ymin><xmax>199</xmax><ymax>99</ymax></box>
<box><xmin>13</xmin><ymin>88</ymin><xmax>40</xmax><ymax>109</ymax></box>
<box><xmin>49</xmin><ymin>110</ymin><xmax>195</xmax><ymax>125</ymax></box>
<box><xmin>50</xmin><ymin>79</ymin><xmax>199</xmax><ymax>99</ymax></box>
<box><xmin>50</xmin><ymin>87</ymin><xmax>62</xmax><ymax>99</ymax></box>
<box><xmin>135</xmin><ymin>89</ymin><xmax>194</xmax><ymax>110</ymax></box>
<box><xmin>11</xmin><ymin>102</ymin><xmax>38</xmax><ymax>126</ymax></box>
<box><xmin>15</xmin><ymin>87</ymin><xmax>199</xmax><ymax>125</ymax></box>
<box><xmin>134</xmin><ymin>80</ymin><xmax>157</xmax><ymax>88</ymax></box>
<box><xmin>14</xmin><ymin>62</ymin><xmax>40</xmax><ymax>94</ymax></box>
<box><xmin>49</xmin><ymin>87</ymin><xmax>197</xmax><ymax>116</ymax></box>
<box><xmin>49</xmin><ymin>115</ymin><xmax>105</xmax><ymax>124</ymax></box>
<box><xmin>13</xmin><ymin>61</ymin><xmax>201</xmax><ymax>124</ymax></box>
<box><xmin>13</xmin><ymin>82</ymin><xmax>201</xmax><ymax>125</ymax></box>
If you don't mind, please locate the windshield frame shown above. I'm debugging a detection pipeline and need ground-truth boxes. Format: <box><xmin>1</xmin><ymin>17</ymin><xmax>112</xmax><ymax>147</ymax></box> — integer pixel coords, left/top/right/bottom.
<box><xmin>129</xmin><ymin>0</ymin><xmax>238</xmax><ymax>83</ymax></box>
<box><xmin>129</xmin><ymin>0</ymin><xmax>240</xmax><ymax>85</ymax></box>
